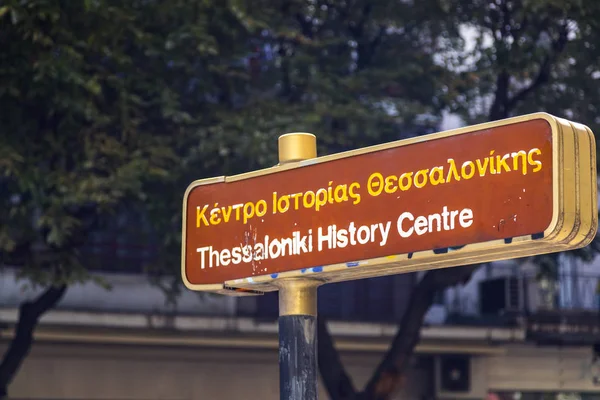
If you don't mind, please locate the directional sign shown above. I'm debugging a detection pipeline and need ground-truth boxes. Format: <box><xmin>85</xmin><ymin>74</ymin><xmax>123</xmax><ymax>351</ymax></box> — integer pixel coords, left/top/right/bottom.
<box><xmin>181</xmin><ymin>113</ymin><xmax>597</xmax><ymax>294</ymax></box>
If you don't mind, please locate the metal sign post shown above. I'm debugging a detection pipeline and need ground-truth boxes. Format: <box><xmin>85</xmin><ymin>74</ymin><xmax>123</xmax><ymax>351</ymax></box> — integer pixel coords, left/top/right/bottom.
<box><xmin>277</xmin><ymin>278</ymin><xmax>320</xmax><ymax>400</ymax></box>
<box><xmin>180</xmin><ymin>113</ymin><xmax>597</xmax><ymax>400</ymax></box>
<box><xmin>275</xmin><ymin>133</ymin><xmax>321</xmax><ymax>400</ymax></box>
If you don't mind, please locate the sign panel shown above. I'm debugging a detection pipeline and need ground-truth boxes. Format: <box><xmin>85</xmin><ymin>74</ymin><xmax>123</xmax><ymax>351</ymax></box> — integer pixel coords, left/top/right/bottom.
<box><xmin>181</xmin><ymin>113</ymin><xmax>597</xmax><ymax>294</ymax></box>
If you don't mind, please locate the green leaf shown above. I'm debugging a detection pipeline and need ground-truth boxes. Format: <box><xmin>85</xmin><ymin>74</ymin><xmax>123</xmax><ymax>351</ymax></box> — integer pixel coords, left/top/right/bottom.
<box><xmin>0</xmin><ymin>5</ymin><xmax>10</xmax><ymax>19</ymax></box>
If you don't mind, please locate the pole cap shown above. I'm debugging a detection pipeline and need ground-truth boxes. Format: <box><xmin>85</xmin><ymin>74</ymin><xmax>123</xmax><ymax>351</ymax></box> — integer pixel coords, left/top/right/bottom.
<box><xmin>278</xmin><ymin>133</ymin><xmax>317</xmax><ymax>164</ymax></box>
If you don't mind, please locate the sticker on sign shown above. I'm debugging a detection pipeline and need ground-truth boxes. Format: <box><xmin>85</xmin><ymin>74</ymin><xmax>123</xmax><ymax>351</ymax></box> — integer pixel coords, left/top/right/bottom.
<box><xmin>181</xmin><ymin>113</ymin><xmax>597</xmax><ymax>294</ymax></box>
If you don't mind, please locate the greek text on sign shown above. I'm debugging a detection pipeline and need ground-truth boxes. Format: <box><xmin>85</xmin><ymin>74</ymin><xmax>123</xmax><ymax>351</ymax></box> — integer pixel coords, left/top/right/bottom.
<box><xmin>181</xmin><ymin>113</ymin><xmax>597</xmax><ymax>294</ymax></box>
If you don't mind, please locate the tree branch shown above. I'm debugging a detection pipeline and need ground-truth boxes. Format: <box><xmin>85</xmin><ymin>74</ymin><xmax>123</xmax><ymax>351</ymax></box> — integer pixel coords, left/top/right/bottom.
<box><xmin>348</xmin><ymin>3</ymin><xmax>372</xmax><ymax>39</ymax></box>
<box><xmin>317</xmin><ymin>317</ymin><xmax>357</xmax><ymax>400</ymax></box>
<box><xmin>488</xmin><ymin>69</ymin><xmax>510</xmax><ymax>121</ymax></box>
<box><xmin>360</xmin><ymin>265</ymin><xmax>479</xmax><ymax>400</ymax></box>
<box><xmin>504</xmin><ymin>22</ymin><xmax>570</xmax><ymax>115</ymax></box>
<box><xmin>356</xmin><ymin>25</ymin><xmax>385</xmax><ymax>71</ymax></box>
<box><xmin>0</xmin><ymin>284</ymin><xmax>67</xmax><ymax>398</ymax></box>
<box><xmin>499</xmin><ymin>0</ymin><xmax>511</xmax><ymax>42</ymax></box>
<box><xmin>295</xmin><ymin>11</ymin><xmax>314</xmax><ymax>40</ymax></box>
<box><xmin>509</xmin><ymin>0</ymin><xmax>529</xmax><ymax>45</ymax></box>
<box><xmin>504</xmin><ymin>57</ymin><xmax>551</xmax><ymax>112</ymax></box>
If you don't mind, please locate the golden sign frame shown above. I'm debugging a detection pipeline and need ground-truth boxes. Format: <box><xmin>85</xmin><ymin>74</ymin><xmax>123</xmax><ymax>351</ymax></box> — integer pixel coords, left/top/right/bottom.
<box><xmin>181</xmin><ymin>113</ymin><xmax>597</xmax><ymax>294</ymax></box>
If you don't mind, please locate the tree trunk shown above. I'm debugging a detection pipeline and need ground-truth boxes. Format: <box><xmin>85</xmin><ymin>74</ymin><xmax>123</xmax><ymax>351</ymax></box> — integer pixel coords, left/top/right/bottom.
<box><xmin>488</xmin><ymin>70</ymin><xmax>510</xmax><ymax>121</ymax></box>
<box><xmin>318</xmin><ymin>265</ymin><xmax>479</xmax><ymax>400</ymax></box>
<box><xmin>0</xmin><ymin>284</ymin><xmax>67</xmax><ymax>399</ymax></box>
<box><xmin>318</xmin><ymin>317</ymin><xmax>356</xmax><ymax>400</ymax></box>
<box><xmin>359</xmin><ymin>265</ymin><xmax>479</xmax><ymax>400</ymax></box>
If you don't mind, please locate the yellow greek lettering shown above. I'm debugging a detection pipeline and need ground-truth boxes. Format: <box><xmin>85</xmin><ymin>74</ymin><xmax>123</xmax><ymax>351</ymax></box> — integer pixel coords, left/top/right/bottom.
<box><xmin>367</xmin><ymin>172</ymin><xmax>384</xmax><ymax>197</ymax></box>
<box><xmin>446</xmin><ymin>159</ymin><xmax>461</xmax><ymax>182</ymax></box>
<box><xmin>209</xmin><ymin>204</ymin><xmax>221</xmax><ymax>225</ymax></box>
<box><xmin>303</xmin><ymin>191</ymin><xmax>315</xmax><ymax>208</ymax></box>
<box><xmin>221</xmin><ymin>206</ymin><xmax>232</xmax><ymax>223</ymax></box>
<box><xmin>461</xmin><ymin>161</ymin><xmax>475</xmax><ymax>179</ymax></box>
<box><xmin>334</xmin><ymin>185</ymin><xmax>349</xmax><ymax>203</ymax></box>
<box><xmin>272</xmin><ymin>192</ymin><xmax>278</xmax><ymax>214</ymax></box>
<box><xmin>232</xmin><ymin>203</ymin><xmax>244</xmax><ymax>221</ymax></box>
<box><xmin>399</xmin><ymin>172</ymin><xmax>413</xmax><ymax>191</ymax></box>
<box><xmin>277</xmin><ymin>195</ymin><xmax>290</xmax><ymax>213</ymax></box>
<box><xmin>496</xmin><ymin>153</ymin><xmax>511</xmax><ymax>173</ymax></box>
<box><xmin>349</xmin><ymin>183</ymin><xmax>361</xmax><ymax>204</ymax></box>
<box><xmin>511</xmin><ymin>151</ymin><xmax>527</xmax><ymax>175</ymax></box>
<box><xmin>196</xmin><ymin>205</ymin><xmax>209</xmax><ymax>227</ymax></box>
<box><xmin>528</xmin><ymin>148</ymin><xmax>542</xmax><ymax>172</ymax></box>
<box><xmin>384</xmin><ymin>175</ymin><xmax>398</xmax><ymax>194</ymax></box>
<box><xmin>290</xmin><ymin>193</ymin><xmax>303</xmax><ymax>210</ymax></box>
<box><xmin>327</xmin><ymin>181</ymin><xmax>334</xmax><ymax>204</ymax></box>
<box><xmin>489</xmin><ymin>150</ymin><xmax>497</xmax><ymax>174</ymax></box>
<box><xmin>243</xmin><ymin>202</ymin><xmax>255</xmax><ymax>224</ymax></box>
<box><xmin>429</xmin><ymin>167</ymin><xmax>445</xmax><ymax>185</ymax></box>
<box><xmin>256</xmin><ymin>200</ymin><xmax>267</xmax><ymax>217</ymax></box>
<box><xmin>476</xmin><ymin>158</ymin><xmax>489</xmax><ymax>176</ymax></box>
<box><xmin>315</xmin><ymin>188</ymin><xmax>328</xmax><ymax>211</ymax></box>
<box><xmin>414</xmin><ymin>169</ymin><xmax>428</xmax><ymax>188</ymax></box>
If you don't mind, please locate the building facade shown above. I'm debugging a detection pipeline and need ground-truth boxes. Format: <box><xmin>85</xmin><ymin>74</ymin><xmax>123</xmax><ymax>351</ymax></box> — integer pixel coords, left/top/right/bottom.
<box><xmin>1</xmin><ymin>250</ymin><xmax>599</xmax><ymax>399</ymax></box>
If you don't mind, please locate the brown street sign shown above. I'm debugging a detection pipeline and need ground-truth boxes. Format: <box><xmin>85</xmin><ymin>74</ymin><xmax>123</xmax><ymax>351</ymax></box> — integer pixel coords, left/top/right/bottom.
<box><xmin>181</xmin><ymin>113</ymin><xmax>597</xmax><ymax>294</ymax></box>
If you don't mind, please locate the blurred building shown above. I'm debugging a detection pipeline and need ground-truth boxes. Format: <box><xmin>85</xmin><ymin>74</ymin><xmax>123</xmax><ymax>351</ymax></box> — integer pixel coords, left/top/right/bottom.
<box><xmin>1</xmin><ymin>240</ymin><xmax>600</xmax><ymax>399</ymax></box>
<box><xmin>1</xmin><ymin>184</ymin><xmax>600</xmax><ymax>400</ymax></box>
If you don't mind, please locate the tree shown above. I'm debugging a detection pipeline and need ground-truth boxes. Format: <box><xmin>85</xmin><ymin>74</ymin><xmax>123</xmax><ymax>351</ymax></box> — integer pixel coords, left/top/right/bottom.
<box><xmin>0</xmin><ymin>2</ymin><xmax>173</xmax><ymax>396</ymax></box>
<box><xmin>315</xmin><ymin>0</ymin><xmax>600</xmax><ymax>399</ymax></box>
<box><xmin>0</xmin><ymin>0</ymin><xmax>259</xmax><ymax>396</ymax></box>
<box><xmin>2</xmin><ymin>0</ymin><xmax>448</xmax><ymax>395</ymax></box>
